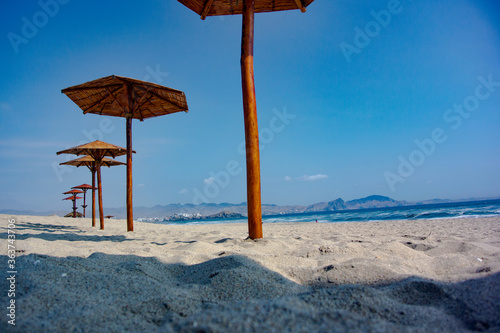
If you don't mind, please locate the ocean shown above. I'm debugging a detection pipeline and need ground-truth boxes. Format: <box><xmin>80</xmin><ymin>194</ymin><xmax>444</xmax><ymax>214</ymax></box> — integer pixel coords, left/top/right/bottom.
<box><xmin>162</xmin><ymin>199</ymin><xmax>500</xmax><ymax>225</ymax></box>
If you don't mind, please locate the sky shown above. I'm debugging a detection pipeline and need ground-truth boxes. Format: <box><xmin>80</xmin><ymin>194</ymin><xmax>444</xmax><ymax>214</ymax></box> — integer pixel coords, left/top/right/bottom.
<box><xmin>1</xmin><ymin>0</ymin><xmax>500</xmax><ymax>213</ymax></box>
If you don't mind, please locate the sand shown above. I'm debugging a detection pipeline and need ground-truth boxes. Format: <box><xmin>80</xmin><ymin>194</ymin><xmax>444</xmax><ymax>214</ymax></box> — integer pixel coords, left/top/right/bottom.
<box><xmin>1</xmin><ymin>214</ymin><xmax>499</xmax><ymax>332</ymax></box>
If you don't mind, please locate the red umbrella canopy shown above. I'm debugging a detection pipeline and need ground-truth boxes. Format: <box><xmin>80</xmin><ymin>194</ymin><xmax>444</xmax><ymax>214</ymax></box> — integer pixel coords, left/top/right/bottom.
<box><xmin>178</xmin><ymin>0</ymin><xmax>315</xmax><ymax>18</ymax></box>
<box><xmin>63</xmin><ymin>196</ymin><xmax>83</xmax><ymax>200</ymax></box>
<box><xmin>72</xmin><ymin>184</ymin><xmax>94</xmax><ymax>190</ymax></box>
<box><xmin>63</xmin><ymin>189</ymin><xmax>84</xmax><ymax>195</ymax></box>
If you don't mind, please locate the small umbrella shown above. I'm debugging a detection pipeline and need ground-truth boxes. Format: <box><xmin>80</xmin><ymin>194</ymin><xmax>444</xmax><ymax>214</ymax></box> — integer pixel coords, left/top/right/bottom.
<box><xmin>62</xmin><ymin>194</ymin><xmax>83</xmax><ymax>218</ymax></box>
<box><xmin>177</xmin><ymin>0</ymin><xmax>315</xmax><ymax>239</ymax></box>
<box><xmin>72</xmin><ymin>184</ymin><xmax>93</xmax><ymax>218</ymax></box>
<box><xmin>63</xmin><ymin>189</ymin><xmax>84</xmax><ymax>218</ymax></box>
<box><xmin>57</xmin><ymin>141</ymin><xmax>128</xmax><ymax>230</ymax></box>
<box><xmin>61</xmin><ymin>156</ymin><xmax>126</xmax><ymax>227</ymax></box>
<box><xmin>61</xmin><ymin>75</ymin><xmax>189</xmax><ymax>232</ymax></box>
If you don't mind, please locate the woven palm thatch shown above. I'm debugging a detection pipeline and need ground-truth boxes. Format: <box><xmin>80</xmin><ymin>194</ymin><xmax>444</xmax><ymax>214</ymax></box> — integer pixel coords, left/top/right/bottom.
<box><xmin>72</xmin><ymin>184</ymin><xmax>94</xmax><ymax>190</ymax></box>
<box><xmin>62</xmin><ymin>196</ymin><xmax>83</xmax><ymax>201</ymax></box>
<box><xmin>178</xmin><ymin>0</ymin><xmax>315</xmax><ymax>18</ymax></box>
<box><xmin>65</xmin><ymin>212</ymin><xmax>83</xmax><ymax>218</ymax></box>
<box><xmin>56</xmin><ymin>140</ymin><xmax>128</xmax><ymax>159</ymax></box>
<box><xmin>61</xmin><ymin>75</ymin><xmax>188</xmax><ymax>121</ymax></box>
<box><xmin>61</xmin><ymin>156</ymin><xmax>126</xmax><ymax>168</ymax></box>
<box><xmin>63</xmin><ymin>189</ymin><xmax>84</xmax><ymax>195</ymax></box>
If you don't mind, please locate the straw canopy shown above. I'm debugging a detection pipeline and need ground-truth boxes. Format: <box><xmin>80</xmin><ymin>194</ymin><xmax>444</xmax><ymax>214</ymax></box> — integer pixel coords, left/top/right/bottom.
<box><xmin>62</xmin><ymin>76</ymin><xmax>189</xmax><ymax>232</ymax></box>
<box><xmin>61</xmin><ymin>75</ymin><xmax>188</xmax><ymax>120</ymax></box>
<box><xmin>61</xmin><ymin>156</ymin><xmax>126</xmax><ymax>168</ymax></box>
<box><xmin>57</xmin><ymin>140</ymin><xmax>128</xmax><ymax>159</ymax></box>
<box><xmin>72</xmin><ymin>184</ymin><xmax>94</xmax><ymax>219</ymax></box>
<box><xmin>72</xmin><ymin>184</ymin><xmax>94</xmax><ymax>190</ymax></box>
<box><xmin>61</xmin><ymin>156</ymin><xmax>126</xmax><ymax>227</ymax></box>
<box><xmin>63</xmin><ymin>194</ymin><xmax>83</xmax><ymax>218</ymax></box>
<box><xmin>178</xmin><ymin>0</ymin><xmax>315</xmax><ymax>18</ymax></box>
<box><xmin>63</xmin><ymin>196</ymin><xmax>83</xmax><ymax>200</ymax></box>
<box><xmin>63</xmin><ymin>189</ymin><xmax>84</xmax><ymax>195</ymax></box>
<box><xmin>57</xmin><ymin>140</ymin><xmax>128</xmax><ymax>230</ymax></box>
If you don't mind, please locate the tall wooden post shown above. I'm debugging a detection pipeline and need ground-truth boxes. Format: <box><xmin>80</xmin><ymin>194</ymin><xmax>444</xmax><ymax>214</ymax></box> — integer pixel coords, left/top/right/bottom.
<box><xmin>126</xmin><ymin>117</ymin><xmax>134</xmax><ymax>232</ymax></box>
<box><xmin>241</xmin><ymin>0</ymin><xmax>263</xmax><ymax>239</ymax></box>
<box><xmin>72</xmin><ymin>196</ymin><xmax>77</xmax><ymax>218</ymax></box>
<box><xmin>96</xmin><ymin>162</ymin><xmax>104</xmax><ymax>230</ymax></box>
<box><xmin>81</xmin><ymin>189</ymin><xmax>87</xmax><ymax>218</ymax></box>
<box><xmin>91</xmin><ymin>168</ymin><xmax>96</xmax><ymax>227</ymax></box>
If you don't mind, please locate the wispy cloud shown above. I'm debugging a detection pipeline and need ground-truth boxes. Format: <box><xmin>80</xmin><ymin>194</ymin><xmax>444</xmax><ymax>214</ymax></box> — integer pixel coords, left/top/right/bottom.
<box><xmin>286</xmin><ymin>174</ymin><xmax>329</xmax><ymax>181</ymax></box>
<box><xmin>179</xmin><ymin>188</ymin><xmax>189</xmax><ymax>194</ymax></box>
<box><xmin>204</xmin><ymin>177</ymin><xmax>215</xmax><ymax>185</ymax></box>
<box><xmin>300</xmin><ymin>174</ymin><xmax>328</xmax><ymax>181</ymax></box>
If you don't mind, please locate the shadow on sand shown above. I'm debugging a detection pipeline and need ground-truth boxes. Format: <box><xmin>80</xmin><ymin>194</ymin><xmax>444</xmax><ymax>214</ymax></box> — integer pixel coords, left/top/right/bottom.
<box><xmin>0</xmin><ymin>253</ymin><xmax>498</xmax><ymax>332</ymax></box>
<box><xmin>0</xmin><ymin>221</ymin><xmax>138</xmax><ymax>243</ymax></box>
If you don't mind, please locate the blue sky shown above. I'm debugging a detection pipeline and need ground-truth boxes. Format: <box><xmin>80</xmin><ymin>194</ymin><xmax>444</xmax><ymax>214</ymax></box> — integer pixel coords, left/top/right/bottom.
<box><xmin>1</xmin><ymin>0</ymin><xmax>499</xmax><ymax>212</ymax></box>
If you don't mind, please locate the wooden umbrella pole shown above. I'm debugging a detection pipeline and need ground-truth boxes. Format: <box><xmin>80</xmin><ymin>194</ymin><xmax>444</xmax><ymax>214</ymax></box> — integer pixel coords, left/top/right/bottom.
<box><xmin>241</xmin><ymin>0</ymin><xmax>263</xmax><ymax>239</ymax></box>
<box><xmin>96</xmin><ymin>162</ymin><xmax>104</xmax><ymax>229</ymax></box>
<box><xmin>126</xmin><ymin>117</ymin><xmax>134</xmax><ymax>232</ymax></box>
<box><xmin>72</xmin><ymin>197</ymin><xmax>77</xmax><ymax>218</ymax></box>
<box><xmin>82</xmin><ymin>190</ymin><xmax>87</xmax><ymax>218</ymax></box>
<box><xmin>92</xmin><ymin>168</ymin><xmax>96</xmax><ymax>227</ymax></box>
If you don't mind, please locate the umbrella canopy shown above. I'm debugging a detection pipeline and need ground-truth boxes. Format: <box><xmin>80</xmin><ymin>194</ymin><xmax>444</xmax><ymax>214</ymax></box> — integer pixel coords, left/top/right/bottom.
<box><xmin>57</xmin><ymin>140</ymin><xmax>128</xmax><ymax>159</ymax></box>
<box><xmin>61</xmin><ymin>156</ymin><xmax>126</xmax><ymax>226</ymax></box>
<box><xmin>178</xmin><ymin>0</ymin><xmax>314</xmax><ymax>239</ymax></box>
<box><xmin>72</xmin><ymin>184</ymin><xmax>96</xmax><ymax>219</ymax></box>
<box><xmin>61</xmin><ymin>76</ymin><xmax>188</xmax><ymax>232</ymax></box>
<box><xmin>178</xmin><ymin>0</ymin><xmax>314</xmax><ymax>18</ymax></box>
<box><xmin>61</xmin><ymin>75</ymin><xmax>188</xmax><ymax>120</ymax></box>
<box><xmin>63</xmin><ymin>195</ymin><xmax>83</xmax><ymax>218</ymax></box>
<box><xmin>72</xmin><ymin>184</ymin><xmax>94</xmax><ymax>190</ymax></box>
<box><xmin>63</xmin><ymin>189</ymin><xmax>84</xmax><ymax>195</ymax></box>
<box><xmin>57</xmin><ymin>141</ymin><xmax>128</xmax><ymax>230</ymax></box>
<box><xmin>62</xmin><ymin>156</ymin><xmax>127</xmax><ymax>168</ymax></box>
<box><xmin>63</xmin><ymin>196</ymin><xmax>83</xmax><ymax>200</ymax></box>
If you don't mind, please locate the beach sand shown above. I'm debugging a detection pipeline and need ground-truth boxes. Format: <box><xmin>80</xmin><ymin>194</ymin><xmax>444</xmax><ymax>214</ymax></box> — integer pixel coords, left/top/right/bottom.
<box><xmin>1</xmin><ymin>214</ymin><xmax>499</xmax><ymax>332</ymax></box>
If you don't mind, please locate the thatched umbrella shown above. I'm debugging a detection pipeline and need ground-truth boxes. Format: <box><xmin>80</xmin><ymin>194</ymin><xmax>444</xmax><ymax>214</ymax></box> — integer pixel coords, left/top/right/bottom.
<box><xmin>72</xmin><ymin>184</ymin><xmax>93</xmax><ymax>218</ymax></box>
<box><xmin>61</xmin><ymin>156</ymin><xmax>126</xmax><ymax>227</ymax></box>
<box><xmin>61</xmin><ymin>75</ymin><xmax>188</xmax><ymax>232</ymax></box>
<box><xmin>63</xmin><ymin>190</ymin><xmax>84</xmax><ymax>217</ymax></box>
<box><xmin>62</xmin><ymin>194</ymin><xmax>83</xmax><ymax>218</ymax></box>
<box><xmin>57</xmin><ymin>141</ymin><xmax>128</xmax><ymax>230</ymax></box>
<box><xmin>177</xmin><ymin>0</ymin><xmax>315</xmax><ymax>239</ymax></box>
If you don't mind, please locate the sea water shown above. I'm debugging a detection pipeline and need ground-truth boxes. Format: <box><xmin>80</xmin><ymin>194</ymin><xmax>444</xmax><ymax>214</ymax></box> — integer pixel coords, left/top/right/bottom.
<box><xmin>162</xmin><ymin>199</ymin><xmax>500</xmax><ymax>225</ymax></box>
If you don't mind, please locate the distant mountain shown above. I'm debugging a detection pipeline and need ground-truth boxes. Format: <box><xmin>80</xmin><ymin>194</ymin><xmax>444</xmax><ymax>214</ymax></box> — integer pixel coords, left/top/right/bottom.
<box><xmin>411</xmin><ymin>198</ymin><xmax>453</xmax><ymax>205</ymax></box>
<box><xmin>345</xmin><ymin>195</ymin><xmax>405</xmax><ymax>209</ymax></box>
<box><xmin>101</xmin><ymin>195</ymin><xmax>407</xmax><ymax>219</ymax></box>
<box><xmin>4</xmin><ymin>195</ymin><xmax>499</xmax><ymax>219</ymax></box>
<box><xmin>305</xmin><ymin>198</ymin><xmax>347</xmax><ymax>212</ymax></box>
